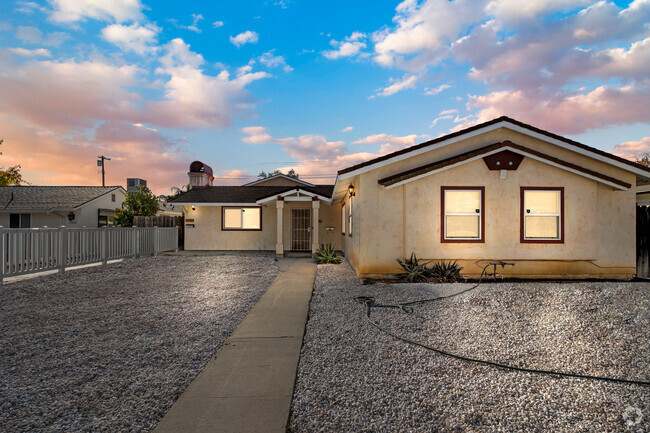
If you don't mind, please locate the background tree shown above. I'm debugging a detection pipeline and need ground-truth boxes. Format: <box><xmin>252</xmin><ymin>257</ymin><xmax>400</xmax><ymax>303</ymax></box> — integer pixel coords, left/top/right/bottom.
<box><xmin>257</xmin><ymin>168</ymin><xmax>300</xmax><ymax>179</ymax></box>
<box><xmin>0</xmin><ymin>139</ymin><xmax>25</xmax><ymax>186</ymax></box>
<box><xmin>636</xmin><ymin>153</ymin><xmax>650</xmax><ymax>167</ymax></box>
<box><xmin>115</xmin><ymin>185</ymin><xmax>160</xmax><ymax>227</ymax></box>
<box><xmin>166</xmin><ymin>185</ymin><xmax>188</xmax><ymax>200</ymax></box>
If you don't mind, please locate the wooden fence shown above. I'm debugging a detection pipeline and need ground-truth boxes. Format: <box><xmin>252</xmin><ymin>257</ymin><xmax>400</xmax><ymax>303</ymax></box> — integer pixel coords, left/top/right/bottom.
<box><xmin>638</xmin><ymin>206</ymin><xmax>650</xmax><ymax>278</ymax></box>
<box><xmin>133</xmin><ymin>215</ymin><xmax>182</xmax><ymax>227</ymax></box>
<box><xmin>0</xmin><ymin>227</ymin><xmax>178</xmax><ymax>282</ymax></box>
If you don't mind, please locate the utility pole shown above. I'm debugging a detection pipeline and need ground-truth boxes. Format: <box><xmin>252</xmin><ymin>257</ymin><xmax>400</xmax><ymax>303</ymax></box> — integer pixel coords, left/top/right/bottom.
<box><xmin>97</xmin><ymin>155</ymin><xmax>111</xmax><ymax>186</ymax></box>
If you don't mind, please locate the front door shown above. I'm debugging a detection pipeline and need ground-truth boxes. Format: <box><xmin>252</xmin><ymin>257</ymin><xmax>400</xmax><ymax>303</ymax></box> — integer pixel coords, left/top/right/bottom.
<box><xmin>291</xmin><ymin>208</ymin><xmax>311</xmax><ymax>251</ymax></box>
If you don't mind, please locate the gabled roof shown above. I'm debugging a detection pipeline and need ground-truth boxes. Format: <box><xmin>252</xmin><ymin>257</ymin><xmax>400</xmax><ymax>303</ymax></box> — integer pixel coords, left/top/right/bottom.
<box><xmin>378</xmin><ymin>141</ymin><xmax>632</xmax><ymax>190</ymax></box>
<box><xmin>0</xmin><ymin>186</ymin><xmax>125</xmax><ymax>212</ymax></box>
<box><xmin>169</xmin><ymin>185</ymin><xmax>334</xmax><ymax>205</ymax></box>
<box><xmin>243</xmin><ymin>174</ymin><xmax>315</xmax><ymax>187</ymax></box>
<box><xmin>338</xmin><ymin>116</ymin><xmax>650</xmax><ymax>179</ymax></box>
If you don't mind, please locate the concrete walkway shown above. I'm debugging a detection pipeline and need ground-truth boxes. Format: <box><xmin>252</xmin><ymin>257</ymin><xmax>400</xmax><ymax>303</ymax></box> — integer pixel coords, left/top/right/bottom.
<box><xmin>153</xmin><ymin>258</ymin><xmax>316</xmax><ymax>433</ymax></box>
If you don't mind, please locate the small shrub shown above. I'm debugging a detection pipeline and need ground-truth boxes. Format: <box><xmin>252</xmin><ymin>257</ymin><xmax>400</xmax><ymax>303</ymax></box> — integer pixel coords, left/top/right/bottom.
<box><xmin>427</xmin><ymin>260</ymin><xmax>463</xmax><ymax>283</ymax></box>
<box><xmin>396</xmin><ymin>253</ymin><xmax>429</xmax><ymax>283</ymax></box>
<box><xmin>315</xmin><ymin>243</ymin><xmax>341</xmax><ymax>264</ymax></box>
<box><xmin>396</xmin><ymin>254</ymin><xmax>463</xmax><ymax>283</ymax></box>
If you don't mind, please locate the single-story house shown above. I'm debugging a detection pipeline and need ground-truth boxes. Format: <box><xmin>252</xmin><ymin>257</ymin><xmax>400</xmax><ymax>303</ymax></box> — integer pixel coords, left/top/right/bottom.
<box><xmin>0</xmin><ymin>186</ymin><xmax>127</xmax><ymax>228</ymax></box>
<box><xmin>171</xmin><ymin>116</ymin><xmax>650</xmax><ymax>279</ymax></box>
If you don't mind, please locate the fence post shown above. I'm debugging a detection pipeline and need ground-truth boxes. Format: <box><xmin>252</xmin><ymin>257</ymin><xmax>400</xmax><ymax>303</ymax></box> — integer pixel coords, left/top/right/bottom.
<box><xmin>132</xmin><ymin>227</ymin><xmax>138</xmax><ymax>258</ymax></box>
<box><xmin>154</xmin><ymin>227</ymin><xmax>160</xmax><ymax>256</ymax></box>
<box><xmin>102</xmin><ymin>227</ymin><xmax>108</xmax><ymax>265</ymax></box>
<box><xmin>174</xmin><ymin>227</ymin><xmax>179</xmax><ymax>253</ymax></box>
<box><xmin>58</xmin><ymin>226</ymin><xmax>66</xmax><ymax>273</ymax></box>
<box><xmin>0</xmin><ymin>227</ymin><xmax>4</xmax><ymax>284</ymax></box>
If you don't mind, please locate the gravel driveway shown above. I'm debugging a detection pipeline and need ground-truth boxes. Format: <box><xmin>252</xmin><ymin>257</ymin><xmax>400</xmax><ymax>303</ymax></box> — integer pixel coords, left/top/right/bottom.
<box><xmin>0</xmin><ymin>254</ymin><xmax>279</xmax><ymax>432</ymax></box>
<box><xmin>290</xmin><ymin>261</ymin><xmax>649</xmax><ymax>432</ymax></box>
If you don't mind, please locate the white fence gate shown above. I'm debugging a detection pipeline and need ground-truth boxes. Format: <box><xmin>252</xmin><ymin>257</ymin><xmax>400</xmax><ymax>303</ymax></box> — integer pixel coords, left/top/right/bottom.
<box><xmin>0</xmin><ymin>227</ymin><xmax>178</xmax><ymax>282</ymax></box>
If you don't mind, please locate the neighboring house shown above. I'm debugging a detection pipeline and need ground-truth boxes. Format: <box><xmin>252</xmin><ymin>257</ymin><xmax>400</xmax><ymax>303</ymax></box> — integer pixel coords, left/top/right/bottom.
<box><xmin>0</xmin><ymin>186</ymin><xmax>127</xmax><ymax>228</ymax></box>
<box><xmin>126</xmin><ymin>178</ymin><xmax>147</xmax><ymax>192</ymax></box>
<box><xmin>171</xmin><ymin>116</ymin><xmax>650</xmax><ymax>279</ymax></box>
<box><xmin>171</xmin><ymin>165</ymin><xmax>338</xmax><ymax>253</ymax></box>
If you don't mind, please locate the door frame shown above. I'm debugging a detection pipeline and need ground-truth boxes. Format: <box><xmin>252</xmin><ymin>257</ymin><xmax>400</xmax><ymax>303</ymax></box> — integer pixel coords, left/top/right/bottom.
<box><xmin>290</xmin><ymin>208</ymin><xmax>312</xmax><ymax>251</ymax></box>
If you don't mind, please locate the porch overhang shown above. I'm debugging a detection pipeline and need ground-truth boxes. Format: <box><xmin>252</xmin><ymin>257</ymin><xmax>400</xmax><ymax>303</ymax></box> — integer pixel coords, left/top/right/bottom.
<box><xmin>256</xmin><ymin>188</ymin><xmax>332</xmax><ymax>205</ymax></box>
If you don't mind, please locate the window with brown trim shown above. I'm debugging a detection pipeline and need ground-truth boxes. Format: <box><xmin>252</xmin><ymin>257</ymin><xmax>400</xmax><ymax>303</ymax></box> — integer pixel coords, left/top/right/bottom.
<box><xmin>341</xmin><ymin>202</ymin><xmax>346</xmax><ymax>235</ymax></box>
<box><xmin>520</xmin><ymin>187</ymin><xmax>564</xmax><ymax>243</ymax></box>
<box><xmin>222</xmin><ymin>207</ymin><xmax>262</xmax><ymax>230</ymax></box>
<box><xmin>347</xmin><ymin>195</ymin><xmax>353</xmax><ymax>237</ymax></box>
<box><xmin>441</xmin><ymin>187</ymin><xmax>485</xmax><ymax>243</ymax></box>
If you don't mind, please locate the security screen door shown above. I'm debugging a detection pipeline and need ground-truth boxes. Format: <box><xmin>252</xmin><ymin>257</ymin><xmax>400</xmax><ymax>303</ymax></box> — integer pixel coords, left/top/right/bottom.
<box><xmin>291</xmin><ymin>208</ymin><xmax>311</xmax><ymax>251</ymax></box>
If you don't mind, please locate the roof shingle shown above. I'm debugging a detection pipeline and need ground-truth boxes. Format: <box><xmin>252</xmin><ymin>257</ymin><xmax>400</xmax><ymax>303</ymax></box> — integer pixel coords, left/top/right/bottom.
<box><xmin>0</xmin><ymin>186</ymin><xmax>123</xmax><ymax>211</ymax></box>
<box><xmin>169</xmin><ymin>185</ymin><xmax>334</xmax><ymax>204</ymax></box>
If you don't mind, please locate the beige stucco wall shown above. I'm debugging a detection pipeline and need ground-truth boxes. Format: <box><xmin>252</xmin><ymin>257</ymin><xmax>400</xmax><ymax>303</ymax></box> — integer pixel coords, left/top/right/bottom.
<box><xmin>346</xmin><ymin>129</ymin><xmax>637</xmax><ymax>279</ymax></box>
<box><xmin>184</xmin><ymin>200</ymin><xmax>341</xmax><ymax>252</ymax></box>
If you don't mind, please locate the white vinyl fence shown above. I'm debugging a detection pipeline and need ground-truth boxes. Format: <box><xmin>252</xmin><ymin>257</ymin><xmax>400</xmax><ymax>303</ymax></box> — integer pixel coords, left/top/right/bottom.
<box><xmin>0</xmin><ymin>227</ymin><xmax>178</xmax><ymax>282</ymax></box>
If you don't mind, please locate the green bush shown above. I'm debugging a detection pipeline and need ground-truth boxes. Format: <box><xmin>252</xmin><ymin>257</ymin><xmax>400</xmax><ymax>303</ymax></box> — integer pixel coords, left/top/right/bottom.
<box><xmin>315</xmin><ymin>244</ymin><xmax>342</xmax><ymax>264</ymax></box>
<box><xmin>396</xmin><ymin>253</ymin><xmax>463</xmax><ymax>283</ymax></box>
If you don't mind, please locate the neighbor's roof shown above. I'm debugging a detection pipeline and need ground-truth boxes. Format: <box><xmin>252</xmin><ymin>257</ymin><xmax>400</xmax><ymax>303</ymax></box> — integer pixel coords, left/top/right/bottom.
<box><xmin>169</xmin><ymin>185</ymin><xmax>334</xmax><ymax>204</ymax></box>
<box><xmin>243</xmin><ymin>174</ymin><xmax>316</xmax><ymax>187</ymax></box>
<box><xmin>338</xmin><ymin>116</ymin><xmax>650</xmax><ymax>177</ymax></box>
<box><xmin>0</xmin><ymin>186</ymin><xmax>124</xmax><ymax>211</ymax></box>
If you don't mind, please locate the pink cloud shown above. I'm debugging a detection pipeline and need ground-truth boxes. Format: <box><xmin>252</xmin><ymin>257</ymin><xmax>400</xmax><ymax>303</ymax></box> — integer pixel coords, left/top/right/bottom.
<box><xmin>611</xmin><ymin>137</ymin><xmax>650</xmax><ymax>160</ymax></box>
<box><xmin>459</xmin><ymin>85</ymin><xmax>650</xmax><ymax>135</ymax></box>
<box><xmin>0</xmin><ymin>56</ymin><xmax>142</xmax><ymax>132</ymax></box>
<box><xmin>0</xmin><ymin>115</ymin><xmax>188</xmax><ymax>195</ymax></box>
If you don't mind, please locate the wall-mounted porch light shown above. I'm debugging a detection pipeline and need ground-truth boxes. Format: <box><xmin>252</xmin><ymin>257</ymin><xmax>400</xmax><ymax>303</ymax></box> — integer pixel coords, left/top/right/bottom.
<box><xmin>67</xmin><ymin>212</ymin><xmax>75</xmax><ymax>221</ymax></box>
<box><xmin>191</xmin><ymin>205</ymin><xmax>196</xmax><ymax>211</ymax></box>
<box><xmin>348</xmin><ymin>184</ymin><xmax>356</xmax><ymax>197</ymax></box>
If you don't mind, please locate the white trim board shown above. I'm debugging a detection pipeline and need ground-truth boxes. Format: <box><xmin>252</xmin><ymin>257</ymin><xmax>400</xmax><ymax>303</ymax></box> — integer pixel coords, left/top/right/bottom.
<box><xmin>174</xmin><ymin>202</ymin><xmax>259</xmax><ymax>207</ymax></box>
<box><xmin>338</xmin><ymin>121</ymin><xmax>650</xmax><ymax>181</ymax></box>
<box><xmin>382</xmin><ymin>146</ymin><xmax>630</xmax><ymax>191</ymax></box>
<box><xmin>255</xmin><ymin>189</ymin><xmax>332</xmax><ymax>204</ymax></box>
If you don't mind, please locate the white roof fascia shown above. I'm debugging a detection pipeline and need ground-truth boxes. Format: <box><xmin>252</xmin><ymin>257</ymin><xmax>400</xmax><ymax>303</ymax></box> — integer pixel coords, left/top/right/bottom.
<box><xmin>383</xmin><ymin>146</ymin><xmax>629</xmax><ymax>191</ymax></box>
<box><xmin>503</xmin><ymin>124</ymin><xmax>650</xmax><ymax>179</ymax></box>
<box><xmin>172</xmin><ymin>202</ymin><xmax>260</xmax><ymax>207</ymax></box>
<box><xmin>337</xmin><ymin>120</ymin><xmax>649</xmax><ymax>183</ymax></box>
<box><xmin>73</xmin><ymin>186</ymin><xmax>126</xmax><ymax>210</ymax></box>
<box><xmin>337</xmin><ymin>122</ymin><xmax>505</xmax><ymax>181</ymax></box>
<box><xmin>255</xmin><ymin>189</ymin><xmax>332</xmax><ymax>204</ymax></box>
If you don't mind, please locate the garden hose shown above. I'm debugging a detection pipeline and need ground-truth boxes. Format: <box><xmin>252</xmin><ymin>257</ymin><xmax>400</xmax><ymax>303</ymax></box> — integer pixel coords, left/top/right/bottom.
<box><xmin>354</xmin><ymin>263</ymin><xmax>650</xmax><ymax>387</ymax></box>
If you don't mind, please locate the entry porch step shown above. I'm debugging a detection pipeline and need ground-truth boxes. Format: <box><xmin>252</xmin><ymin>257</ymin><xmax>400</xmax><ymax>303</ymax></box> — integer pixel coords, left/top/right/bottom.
<box><xmin>284</xmin><ymin>251</ymin><xmax>313</xmax><ymax>258</ymax></box>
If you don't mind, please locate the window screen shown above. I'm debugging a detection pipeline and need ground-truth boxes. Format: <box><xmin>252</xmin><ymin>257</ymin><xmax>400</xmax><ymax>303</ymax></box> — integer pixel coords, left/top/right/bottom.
<box><xmin>443</xmin><ymin>189</ymin><xmax>482</xmax><ymax>240</ymax></box>
<box><xmin>523</xmin><ymin>189</ymin><xmax>561</xmax><ymax>240</ymax></box>
<box><xmin>222</xmin><ymin>207</ymin><xmax>261</xmax><ymax>230</ymax></box>
<box><xmin>347</xmin><ymin>196</ymin><xmax>352</xmax><ymax>236</ymax></box>
<box><xmin>9</xmin><ymin>213</ymin><xmax>31</xmax><ymax>228</ymax></box>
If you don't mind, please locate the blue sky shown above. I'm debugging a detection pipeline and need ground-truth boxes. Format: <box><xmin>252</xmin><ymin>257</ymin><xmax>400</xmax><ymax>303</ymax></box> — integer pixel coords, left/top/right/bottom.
<box><xmin>0</xmin><ymin>0</ymin><xmax>648</xmax><ymax>193</ymax></box>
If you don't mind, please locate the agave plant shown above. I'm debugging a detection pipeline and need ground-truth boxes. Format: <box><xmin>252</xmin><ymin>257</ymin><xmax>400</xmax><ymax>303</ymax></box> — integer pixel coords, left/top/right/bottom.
<box><xmin>396</xmin><ymin>253</ymin><xmax>429</xmax><ymax>283</ymax></box>
<box><xmin>396</xmin><ymin>254</ymin><xmax>463</xmax><ymax>283</ymax></box>
<box><xmin>315</xmin><ymin>243</ymin><xmax>342</xmax><ymax>264</ymax></box>
<box><xmin>428</xmin><ymin>260</ymin><xmax>463</xmax><ymax>282</ymax></box>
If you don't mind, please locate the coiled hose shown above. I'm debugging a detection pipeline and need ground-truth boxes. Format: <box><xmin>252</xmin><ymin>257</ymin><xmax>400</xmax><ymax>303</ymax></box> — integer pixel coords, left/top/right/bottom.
<box><xmin>354</xmin><ymin>263</ymin><xmax>650</xmax><ymax>386</ymax></box>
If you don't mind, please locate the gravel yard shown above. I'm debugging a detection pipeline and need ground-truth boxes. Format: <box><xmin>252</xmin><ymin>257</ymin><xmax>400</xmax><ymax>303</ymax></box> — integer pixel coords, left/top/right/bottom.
<box><xmin>0</xmin><ymin>254</ymin><xmax>279</xmax><ymax>433</ymax></box>
<box><xmin>290</xmin><ymin>261</ymin><xmax>650</xmax><ymax>433</ymax></box>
